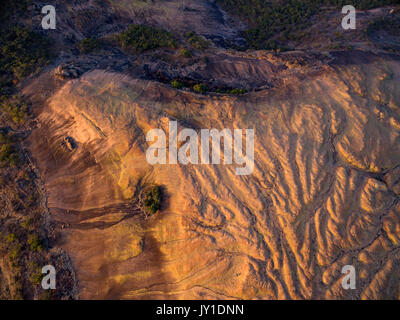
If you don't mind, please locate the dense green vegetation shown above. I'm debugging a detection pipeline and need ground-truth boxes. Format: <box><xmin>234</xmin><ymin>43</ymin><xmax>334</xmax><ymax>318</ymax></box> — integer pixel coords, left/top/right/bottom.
<box><xmin>0</xmin><ymin>26</ymin><xmax>52</xmax><ymax>95</ymax></box>
<box><xmin>0</xmin><ymin>0</ymin><xmax>56</xmax><ymax>300</ymax></box>
<box><xmin>0</xmin><ymin>142</ymin><xmax>19</xmax><ymax>168</ymax></box>
<box><xmin>171</xmin><ymin>79</ymin><xmax>185</xmax><ymax>89</ymax></box>
<box><xmin>117</xmin><ymin>24</ymin><xmax>177</xmax><ymax>53</ymax></box>
<box><xmin>0</xmin><ymin>223</ymin><xmax>47</xmax><ymax>298</ymax></box>
<box><xmin>0</xmin><ymin>122</ymin><xmax>59</xmax><ymax>299</ymax></box>
<box><xmin>0</xmin><ymin>95</ymin><xmax>30</xmax><ymax>125</ymax></box>
<box><xmin>216</xmin><ymin>0</ymin><xmax>399</xmax><ymax>50</ymax></box>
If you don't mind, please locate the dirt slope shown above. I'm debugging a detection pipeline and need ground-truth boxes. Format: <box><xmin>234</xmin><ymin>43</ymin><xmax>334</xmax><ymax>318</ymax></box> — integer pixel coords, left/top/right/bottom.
<box><xmin>23</xmin><ymin>50</ymin><xmax>400</xmax><ymax>299</ymax></box>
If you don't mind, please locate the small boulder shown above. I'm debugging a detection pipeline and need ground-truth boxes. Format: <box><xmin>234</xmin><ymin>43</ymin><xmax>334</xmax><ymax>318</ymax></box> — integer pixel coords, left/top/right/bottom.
<box><xmin>54</xmin><ymin>64</ymin><xmax>81</xmax><ymax>79</ymax></box>
<box><xmin>63</xmin><ymin>136</ymin><xmax>77</xmax><ymax>151</ymax></box>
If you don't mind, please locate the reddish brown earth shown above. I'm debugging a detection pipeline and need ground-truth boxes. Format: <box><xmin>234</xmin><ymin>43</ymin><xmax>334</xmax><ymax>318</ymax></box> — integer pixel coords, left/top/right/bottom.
<box><xmin>22</xmin><ymin>49</ymin><xmax>400</xmax><ymax>299</ymax></box>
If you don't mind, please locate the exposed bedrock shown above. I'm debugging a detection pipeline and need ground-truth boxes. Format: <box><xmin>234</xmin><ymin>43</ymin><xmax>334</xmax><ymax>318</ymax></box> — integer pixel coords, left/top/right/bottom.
<box><xmin>26</xmin><ymin>52</ymin><xmax>400</xmax><ymax>299</ymax></box>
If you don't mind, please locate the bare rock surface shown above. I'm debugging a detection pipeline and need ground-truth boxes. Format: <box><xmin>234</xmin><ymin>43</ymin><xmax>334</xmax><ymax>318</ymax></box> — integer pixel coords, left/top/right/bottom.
<box><xmin>25</xmin><ymin>51</ymin><xmax>400</xmax><ymax>299</ymax></box>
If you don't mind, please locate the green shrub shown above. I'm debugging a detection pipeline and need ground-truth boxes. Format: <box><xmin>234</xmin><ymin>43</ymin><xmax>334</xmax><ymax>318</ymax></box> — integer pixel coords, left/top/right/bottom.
<box><xmin>21</xmin><ymin>218</ymin><xmax>32</xmax><ymax>229</ymax></box>
<box><xmin>29</xmin><ymin>267</ymin><xmax>42</xmax><ymax>285</ymax></box>
<box><xmin>143</xmin><ymin>186</ymin><xmax>162</xmax><ymax>215</ymax></box>
<box><xmin>7</xmin><ymin>233</ymin><xmax>17</xmax><ymax>243</ymax></box>
<box><xmin>27</xmin><ymin>261</ymin><xmax>44</xmax><ymax>286</ymax></box>
<box><xmin>229</xmin><ymin>88</ymin><xmax>248</xmax><ymax>95</ymax></box>
<box><xmin>185</xmin><ymin>32</ymin><xmax>209</xmax><ymax>50</ymax></box>
<box><xmin>193</xmin><ymin>83</ymin><xmax>207</xmax><ymax>94</ymax></box>
<box><xmin>0</xmin><ymin>26</ymin><xmax>52</xmax><ymax>86</ymax></box>
<box><xmin>78</xmin><ymin>38</ymin><xmax>101</xmax><ymax>54</ymax></box>
<box><xmin>181</xmin><ymin>48</ymin><xmax>193</xmax><ymax>58</ymax></box>
<box><xmin>117</xmin><ymin>24</ymin><xmax>177</xmax><ymax>53</ymax></box>
<box><xmin>0</xmin><ymin>143</ymin><xmax>19</xmax><ymax>167</ymax></box>
<box><xmin>28</xmin><ymin>234</ymin><xmax>43</xmax><ymax>252</ymax></box>
<box><xmin>171</xmin><ymin>80</ymin><xmax>184</xmax><ymax>89</ymax></box>
<box><xmin>0</xmin><ymin>96</ymin><xmax>30</xmax><ymax>125</ymax></box>
<box><xmin>0</xmin><ymin>129</ymin><xmax>21</xmax><ymax>167</ymax></box>
<box><xmin>9</xmin><ymin>244</ymin><xmax>21</xmax><ymax>263</ymax></box>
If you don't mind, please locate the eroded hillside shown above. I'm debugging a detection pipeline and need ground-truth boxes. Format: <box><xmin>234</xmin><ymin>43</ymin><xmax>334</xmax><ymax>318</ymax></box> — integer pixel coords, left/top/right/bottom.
<box><xmin>22</xmin><ymin>50</ymin><xmax>400</xmax><ymax>299</ymax></box>
<box><xmin>1</xmin><ymin>0</ymin><xmax>400</xmax><ymax>300</ymax></box>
